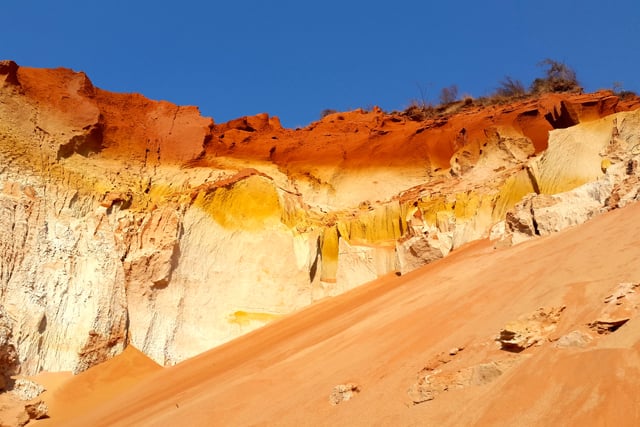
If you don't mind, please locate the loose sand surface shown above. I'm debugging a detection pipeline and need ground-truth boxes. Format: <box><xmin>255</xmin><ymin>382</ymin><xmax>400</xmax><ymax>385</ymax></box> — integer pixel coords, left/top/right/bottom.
<box><xmin>35</xmin><ymin>202</ymin><xmax>640</xmax><ymax>426</ymax></box>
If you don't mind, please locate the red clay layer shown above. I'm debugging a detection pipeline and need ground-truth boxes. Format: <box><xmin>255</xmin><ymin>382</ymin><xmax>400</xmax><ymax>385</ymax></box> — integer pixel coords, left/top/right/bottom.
<box><xmin>204</xmin><ymin>93</ymin><xmax>639</xmax><ymax>171</ymax></box>
<box><xmin>3</xmin><ymin>61</ymin><xmax>638</xmax><ymax>171</ymax></box>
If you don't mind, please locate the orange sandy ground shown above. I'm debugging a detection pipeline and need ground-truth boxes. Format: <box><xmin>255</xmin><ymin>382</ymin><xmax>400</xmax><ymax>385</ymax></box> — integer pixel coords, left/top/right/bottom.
<box><xmin>32</xmin><ymin>347</ymin><xmax>160</xmax><ymax>426</ymax></box>
<box><xmin>30</xmin><ymin>202</ymin><xmax>640</xmax><ymax>426</ymax></box>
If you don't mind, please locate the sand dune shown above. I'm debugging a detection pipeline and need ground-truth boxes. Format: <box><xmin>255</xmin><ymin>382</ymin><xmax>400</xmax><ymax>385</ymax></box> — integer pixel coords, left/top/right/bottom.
<box><xmin>49</xmin><ymin>201</ymin><xmax>640</xmax><ymax>426</ymax></box>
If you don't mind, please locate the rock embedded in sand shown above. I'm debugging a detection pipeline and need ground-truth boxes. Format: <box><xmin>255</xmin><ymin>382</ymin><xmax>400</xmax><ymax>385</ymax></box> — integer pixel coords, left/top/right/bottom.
<box><xmin>407</xmin><ymin>381</ymin><xmax>436</xmax><ymax>404</ymax></box>
<box><xmin>498</xmin><ymin>306</ymin><xmax>565</xmax><ymax>352</ymax></box>
<box><xmin>329</xmin><ymin>383</ymin><xmax>360</xmax><ymax>405</ymax></box>
<box><xmin>11</xmin><ymin>378</ymin><xmax>45</xmax><ymax>401</ymax></box>
<box><xmin>470</xmin><ymin>362</ymin><xmax>503</xmax><ymax>386</ymax></box>
<box><xmin>24</xmin><ymin>400</ymin><xmax>48</xmax><ymax>420</ymax></box>
<box><xmin>408</xmin><ymin>357</ymin><xmax>516</xmax><ymax>405</ymax></box>
<box><xmin>554</xmin><ymin>330</ymin><xmax>593</xmax><ymax>348</ymax></box>
<box><xmin>588</xmin><ymin>282</ymin><xmax>640</xmax><ymax>334</ymax></box>
<box><xmin>588</xmin><ymin>318</ymin><xmax>630</xmax><ymax>334</ymax></box>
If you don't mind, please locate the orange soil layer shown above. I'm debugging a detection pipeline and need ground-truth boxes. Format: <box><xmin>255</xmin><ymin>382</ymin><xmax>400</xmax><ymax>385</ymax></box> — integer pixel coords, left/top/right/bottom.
<box><xmin>7</xmin><ymin>62</ymin><xmax>639</xmax><ymax>171</ymax></box>
<box><xmin>53</xmin><ymin>202</ymin><xmax>640</xmax><ymax>426</ymax></box>
<box><xmin>14</xmin><ymin>65</ymin><xmax>211</xmax><ymax>165</ymax></box>
<box><xmin>201</xmin><ymin>92</ymin><xmax>640</xmax><ymax>171</ymax></box>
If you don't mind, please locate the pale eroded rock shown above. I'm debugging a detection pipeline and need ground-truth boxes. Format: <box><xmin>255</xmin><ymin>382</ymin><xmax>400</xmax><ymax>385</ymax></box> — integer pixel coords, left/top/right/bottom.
<box><xmin>329</xmin><ymin>383</ymin><xmax>360</xmax><ymax>405</ymax></box>
<box><xmin>588</xmin><ymin>282</ymin><xmax>640</xmax><ymax>334</ymax></box>
<box><xmin>24</xmin><ymin>400</ymin><xmax>48</xmax><ymax>420</ymax></box>
<box><xmin>498</xmin><ymin>306</ymin><xmax>565</xmax><ymax>352</ymax></box>
<box><xmin>0</xmin><ymin>306</ymin><xmax>19</xmax><ymax>387</ymax></box>
<box><xmin>10</xmin><ymin>379</ymin><xmax>45</xmax><ymax>401</ymax></box>
<box><xmin>555</xmin><ymin>330</ymin><xmax>593</xmax><ymax>348</ymax></box>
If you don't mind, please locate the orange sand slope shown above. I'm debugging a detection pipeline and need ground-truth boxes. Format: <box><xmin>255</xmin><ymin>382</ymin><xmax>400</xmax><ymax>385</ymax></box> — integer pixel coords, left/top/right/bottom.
<box><xmin>35</xmin><ymin>347</ymin><xmax>160</xmax><ymax>425</ymax></box>
<box><xmin>58</xmin><ymin>202</ymin><xmax>640</xmax><ymax>426</ymax></box>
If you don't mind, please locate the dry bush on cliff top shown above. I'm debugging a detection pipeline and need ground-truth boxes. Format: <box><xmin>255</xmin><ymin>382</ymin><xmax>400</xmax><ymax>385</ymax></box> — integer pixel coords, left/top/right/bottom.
<box><xmin>612</xmin><ymin>81</ymin><xmax>638</xmax><ymax>100</ymax></box>
<box><xmin>530</xmin><ymin>58</ymin><xmax>582</xmax><ymax>94</ymax></box>
<box><xmin>494</xmin><ymin>76</ymin><xmax>527</xmax><ymax>98</ymax></box>
<box><xmin>403</xmin><ymin>59</ymin><xmax>585</xmax><ymax>121</ymax></box>
<box><xmin>439</xmin><ymin>85</ymin><xmax>459</xmax><ymax>104</ymax></box>
<box><xmin>404</xmin><ymin>101</ymin><xmax>437</xmax><ymax>121</ymax></box>
<box><xmin>320</xmin><ymin>108</ymin><xmax>338</xmax><ymax>119</ymax></box>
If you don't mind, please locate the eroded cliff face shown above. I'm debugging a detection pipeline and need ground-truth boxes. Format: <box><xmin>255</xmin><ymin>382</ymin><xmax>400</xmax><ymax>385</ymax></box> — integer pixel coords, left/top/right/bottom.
<box><xmin>0</xmin><ymin>60</ymin><xmax>639</xmax><ymax>375</ymax></box>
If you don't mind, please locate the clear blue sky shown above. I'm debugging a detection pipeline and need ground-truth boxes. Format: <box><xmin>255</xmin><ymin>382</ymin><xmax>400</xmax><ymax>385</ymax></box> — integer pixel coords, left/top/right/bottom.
<box><xmin>4</xmin><ymin>1</ymin><xmax>639</xmax><ymax>128</ymax></box>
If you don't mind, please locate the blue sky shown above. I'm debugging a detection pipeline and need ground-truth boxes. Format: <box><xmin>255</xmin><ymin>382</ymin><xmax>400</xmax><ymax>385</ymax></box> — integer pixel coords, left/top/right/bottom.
<box><xmin>5</xmin><ymin>1</ymin><xmax>639</xmax><ymax>128</ymax></box>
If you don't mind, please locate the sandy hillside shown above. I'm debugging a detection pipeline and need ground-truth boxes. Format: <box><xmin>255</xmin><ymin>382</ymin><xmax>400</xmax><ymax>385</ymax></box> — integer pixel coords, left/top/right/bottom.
<box><xmin>2</xmin><ymin>61</ymin><xmax>640</xmax><ymax>426</ymax></box>
<box><xmin>42</xmin><ymin>201</ymin><xmax>640</xmax><ymax>426</ymax></box>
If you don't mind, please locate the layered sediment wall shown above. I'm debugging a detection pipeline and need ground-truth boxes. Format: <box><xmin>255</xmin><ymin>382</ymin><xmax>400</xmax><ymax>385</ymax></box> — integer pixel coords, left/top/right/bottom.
<box><xmin>1</xmin><ymin>60</ymin><xmax>639</xmax><ymax>375</ymax></box>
